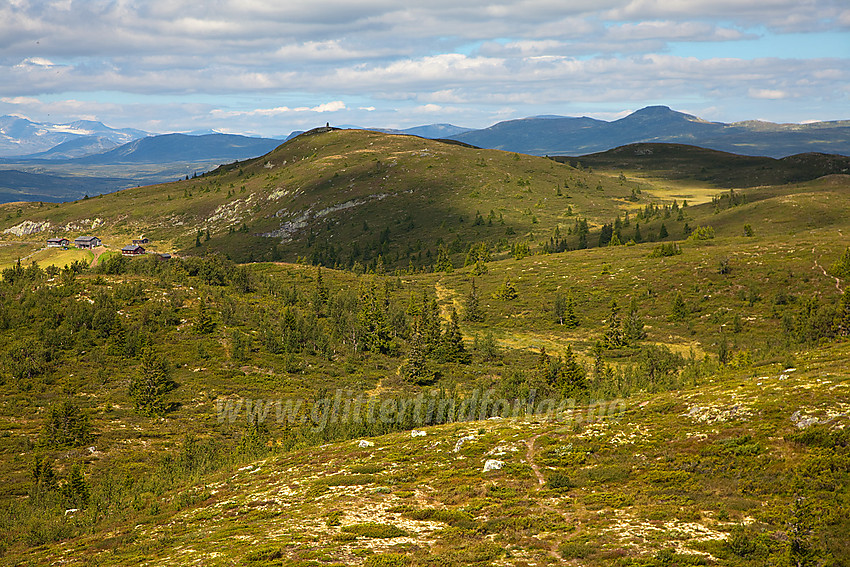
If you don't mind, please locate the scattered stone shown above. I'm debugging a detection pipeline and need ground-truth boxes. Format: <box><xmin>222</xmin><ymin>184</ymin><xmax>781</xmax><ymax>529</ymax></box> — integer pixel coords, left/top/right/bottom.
<box><xmin>411</xmin><ymin>430</ymin><xmax>426</xmax><ymax>437</ymax></box>
<box><xmin>791</xmin><ymin>411</ymin><xmax>819</xmax><ymax>429</ymax></box>
<box><xmin>358</xmin><ymin>440</ymin><xmax>374</xmax><ymax>448</ymax></box>
<box><xmin>64</xmin><ymin>508</ymin><xmax>79</xmax><ymax>516</ymax></box>
<box><xmin>483</xmin><ymin>460</ymin><xmax>504</xmax><ymax>472</ymax></box>
<box><xmin>454</xmin><ymin>435</ymin><xmax>475</xmax><ymax>453</ymax></box>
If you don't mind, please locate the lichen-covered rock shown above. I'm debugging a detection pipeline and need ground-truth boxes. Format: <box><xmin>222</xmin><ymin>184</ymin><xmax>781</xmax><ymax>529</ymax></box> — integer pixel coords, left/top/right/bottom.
<box><xmin>3</xmin><ymin>220</ymin><xmax>50</xmax><ymax>236</ymax></box>
<box><xmin>453</xmin><ymin>435</ymin><xmax>475</xmax><ymax>453</ymax></box>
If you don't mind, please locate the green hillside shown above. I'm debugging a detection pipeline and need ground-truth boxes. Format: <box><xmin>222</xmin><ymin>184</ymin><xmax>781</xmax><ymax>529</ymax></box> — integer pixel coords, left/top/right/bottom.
<box><xmin>0</xmin><ymin>131</ymin><xmax>849</xmax><ymax>565</ymax></box>
<box><xmin>4</xmin><ymin>129</ymin><xmax>850</xmax><ymax>273</ymax></box>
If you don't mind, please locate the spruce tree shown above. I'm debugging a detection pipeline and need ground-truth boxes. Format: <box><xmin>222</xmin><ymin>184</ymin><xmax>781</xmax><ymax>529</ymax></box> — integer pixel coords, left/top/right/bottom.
<box><xmin>434</xmin><ymin>245</ymin><xmax>453</xmax><ymax>273</ymax></box>
<box><xmin>558</xmin><ymin>345</ymin><xmax>587</xmax><ymax>398</ymax></box>
<box><xmin>592</xmin><ymin>340</ymin><xmax>605</xmax><ymax>383</ymax></box>
<box><xmin>31</xmin><ymin>456</ymin><xmax>57</xmax><ymax>498</ymax></box>
<box><xmin>419</xmin><ymin>291</ymin><xmax>442</xmax><ymax>352</ymax></box>
<box><xmin>830</xmin><ymin>247</ymin><xmax>850</xmax><ymax>279</ymax></box>
<box><xmin>402</xmin><ymin>321</ymin><xmax>430</xmax><ymax>384</ymax></box>
<box><xmin>603</xmin><ymin>300</ymin><xmax>624</xmax><ymax>348</ymax></box>
<box><xmin>554</xmin><ymin>293</ymin><xmax>566</xmax><ymax>325</ymax></box>
<box><xmin>314</xmin><ymin>266</ymin><xmax>329</xmax><ymax>307</ymax></box>
<box><xmin>130</xmin><ymin>346</ymin><xmax>177</xmax><ymax>415</ymax></box>
<box><xmin>623</xmin><ymin>297</ymin><xmax>646</xmax><ymax>344</ymax></box>
<box><xmin>39</xmin><ymin>400</ymin><xmax>92</xmax><ymax>448</ymax></box>
<box><xmin>465</xmin><ymin>278</ymin><xmax>484</xmax><ymax>322</ymax></box>
<box><xmin>194</xmin><ymin>297</ymin><xmax>215</xmax><ymax>334</ymax></box>
<box><xmin>836</xmin><ymin>289</ymin><xmax>850</xmax><ymax>336</ymax></box>
<box><xmin>62</xmin><ymin>463</ymin><xmax>90</xmax><ymax>509</ymax></box>
<box><xmin>671</xmin><ymin>291</ymin><xmax>689</xmax><ymax>321</ymax></box>
<box><xmin>564</xmin><ymin>291</ymin><xmax>579</xmax><ymax>328</ymax></box>
<box><xmin>357</xmin><ymin>282</ymin><xmax>394</xmax><ymax>354</ymax></box>
<box><xmin>494</xmin><ymin>278</ymin><xmax>518</xmax><ymax>301</ymax></box>
<box><xmin>436</xmin><ymin>309</ymin><xmax>470</xmax><ymax>363</ymax></box>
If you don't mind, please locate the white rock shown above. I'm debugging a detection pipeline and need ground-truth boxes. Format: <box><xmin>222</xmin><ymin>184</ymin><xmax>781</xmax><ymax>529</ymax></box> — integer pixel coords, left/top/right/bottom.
<box><xmin>454</xmin><ymin>435</ymin><xmax>475</xmax><ymax>453</ymax></box>
<box><xmin>358</xmin><ymin>440</ymin><xmax>374</xmax><ymax>448</ymax></box>
<box><xmin>483</xmin><ymin>460</ymin><xmax>504</xmax><ymax>472</ymax></box>
<box><xmin>411</xmin><ymin>430</ymin><xmax>426</xmax><ymax>437</ymax></box>
<box><xmin>64</xmin><ymin>508</ymin><xmax>79</xmax><ymax>516</ymax></box>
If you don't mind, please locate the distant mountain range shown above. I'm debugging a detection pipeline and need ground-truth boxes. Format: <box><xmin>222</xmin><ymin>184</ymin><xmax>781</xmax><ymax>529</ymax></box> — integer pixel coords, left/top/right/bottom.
<box><xmin>445</xmin><ymin>106</ymin><xmax>850</xmax><ymax>158</ymax></box>
<box><xmin>69</xmin><ymin>133</ymin><xmax>282</xmax><ymax>165</ymax></box>
<box><xmin>0</xmin><ymin>106</ymin><xmax>847</xmax><ymax>204</ymax></box>
<box><xmin>0</xmin><ymin>115</ymin><xmax>148</xmax><ymax>158</ymax></box>
<box><xmin>0</xmin><ymin>132</ymin><xmax>284</xmax><ymax>203</ymax></box>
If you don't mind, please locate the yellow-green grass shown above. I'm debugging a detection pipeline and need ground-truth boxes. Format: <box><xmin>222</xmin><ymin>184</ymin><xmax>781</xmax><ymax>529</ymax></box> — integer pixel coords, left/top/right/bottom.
<box><xmin>11</xmin><ymin>342</ymin><xmax>849</xmax><ymax>566</ymax></box>
<box><xmin>24</xmin><ymin>247</ymin><xmax>94</xmax><ymax>270</ymax></box>
<box><xmin>0</xmin><ymin>241</ymin><xmax>41</xmax><ymax>270</ymax></box>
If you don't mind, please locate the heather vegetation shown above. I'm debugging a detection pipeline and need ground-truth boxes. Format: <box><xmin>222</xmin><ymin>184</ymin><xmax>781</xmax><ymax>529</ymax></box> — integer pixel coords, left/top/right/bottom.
<box><xmin>0</xmin><ymin>130</ymin><xmax>848</xmax><ymax>565</ymax></box>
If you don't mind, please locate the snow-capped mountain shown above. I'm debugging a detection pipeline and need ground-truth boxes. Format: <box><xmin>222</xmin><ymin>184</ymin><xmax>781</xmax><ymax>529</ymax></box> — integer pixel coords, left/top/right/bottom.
<box><xmin>0</xmin><ymin>115</ymin><xmax>149</xmax><ymax>158</ymax></box>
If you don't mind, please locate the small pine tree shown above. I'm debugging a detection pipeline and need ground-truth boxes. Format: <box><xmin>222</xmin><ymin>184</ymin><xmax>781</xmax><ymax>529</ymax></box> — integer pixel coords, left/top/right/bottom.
<box><xmin>465</xmin><ymin>278</ymin><xmax>484</xmax><ymax>322</ymax></box>
<box><xmin>658</xmin><ymin>223</ymin><xmax>668</xmax><ymax>239</ymax></box>
<box><xmin>434</xmin><ymin>245</ymin><xmax>453</xmax><ymax>273</ymax></box>
<box><xmin>130</xmin><ymin>346</ymin><xmax>177</xmax><ymax>415</ymax></box>
<box><xmin>554</xmin><ymin>293</ymin><xmax>566</xmax><ymax>325</ymax></box>
<box><xmin>357</xmin><ymin>282</ymin><xmax>395</xmax><ymax>354</ymax></box>
<box><xmin>38</xmin><ymin>400</ymin><xmax>92</xmax><ymax>448</ymax></box>
<box><xmin>435</xmin><ymin>309</ymin><xmax>470</xmax><ymax>364</ymax></box>
<box><xmin>402</xmin><ymin>322</ymin><xmax>430</xmax><ymax>384</ymax></box>
<box><xmin>313</xmin><ymin>266</ymin><xmax>329</xmax><ymax>308</ymax></box>
<box><xmin>230</xmin><ymin>329</ymin><xmax>250</xmax><ymax>362</ymax></box>
<box><xmin>830</xmin><ymin>247</ymin><xmax>850</xmax><ymax>279</ymax></box>
<box><xmin>194</xmin><ymin>297</ymin><xmax>215</xmax><ymax>334</ymax></box>
<box><xmin>493</xmin><ymin>278</ymin><xmax>518</xmax><ymax>301</ymax></box>
<box><xmin>558</xmin><ymin>345</ymin><xmax>588</xmax><ymax>398</ymax></box>
<box><xmin>603</xmin><ymin>300</ymin><xmax>624</xmax><ymax>349</ymax></box>
<box><xmin>564</xmin><ymin>291</ymin><xmax>579</xmax><ymax>328</ymax></box>
<box><xmin>835</xmin><ymin>289</ymin><xmax>850</xmax><ymax>336</ymax></box>
<box><xmin>62</xmin><ymin>463</ymin><xmax>90</xmax><ymax>509</ymax></box>
<box><xmin>671</xmin><ymin>291</ymin><xmax>689</xmax><ymax>321</ymax></box>
<box><xmin>623</xmin><ymin>297</ymin><xmax>646</xmax><ymax>344</ymax></box>
<box><xmin>31</xmin><ymin>456</ymin><xmax>57</xmax><ymax>498</ymax></box>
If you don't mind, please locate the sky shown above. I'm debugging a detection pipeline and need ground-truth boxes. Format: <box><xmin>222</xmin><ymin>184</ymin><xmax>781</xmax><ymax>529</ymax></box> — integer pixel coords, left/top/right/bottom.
<box><xmin>0</xmin><ymin>0</ymin><xmax>848</xmax><ymax>137</ymax></box>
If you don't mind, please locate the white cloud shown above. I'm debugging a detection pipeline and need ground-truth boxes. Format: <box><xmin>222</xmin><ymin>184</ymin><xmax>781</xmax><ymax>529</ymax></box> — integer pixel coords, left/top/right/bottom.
<box><xmin>311</xmin><ymin>101</ymin><xmax>346</xmax><ymax>112</ymax></box>
<box><xmin>748</xmin><ymin>88</ymin><xmax>789</xmax><ymax>100</ymax></box>
<box><xmin>415</xmin><ymin>104</ymin><xmax>443</xmax><ymax>113</ymax></box>
<box><xmin>0</xmin><ymin>0</ymin><xmax>844</xmax><ymax>133</ymax></box>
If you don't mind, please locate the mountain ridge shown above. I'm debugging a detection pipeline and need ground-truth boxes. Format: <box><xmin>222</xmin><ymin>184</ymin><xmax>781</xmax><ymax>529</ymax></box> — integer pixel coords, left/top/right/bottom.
<box><xmin>448</xmin><ymin>106</ymin><xmax>850</xmax><ymax>158</ymax></box>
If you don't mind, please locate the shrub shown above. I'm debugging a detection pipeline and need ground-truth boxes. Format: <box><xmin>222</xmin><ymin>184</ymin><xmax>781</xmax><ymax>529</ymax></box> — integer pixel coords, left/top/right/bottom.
<box><xmin>364</xmin><ymin>553</ymin><xmax>411</xmax><ymax>567</ymax></box>
<box><xmin>341</xmin><ymin>523</ymin><xmax>409</xmax><ymax>538</ymax></box>
<box><xmin>350</xmin><ymin>464</ymin><xmax>384</xmax><ymax>474</ymax></box>
<box><xmin>583</xmin><ymin>492</ymin><xmax>633</xmax><ymax>509</ymax></box>
<box><xmin>404</xmin><ymin>507</ymin><xmax>477</xmax><ymax>529</ymax></box>
<box><xmin>649</xmin><ymin>243</ymin><xmax>682</xmax><ymax>257</ymax></box>
<box><xmin>545</xmin><ymin>471</ymin><xmax>573</xmax><ymax>491</ymax></box>
<box><xmin>559</xmin><ymin>540</ymin><xmax>593</xmax><ymax>559</ymax></box>
<box><xmin>244</xmin><ymin>547</ymin><xmax>283</xmax><ymax>562</ymax></box>
<box><xmin>38</xmin><ymin>400</ymin><xmax>92</xmax><ymax>449</ymax></box>
<box><xmin>314</xmin><ymin>474</ymin><xmax>376</xmax><ymax>486</ymax></box>
<box><xmin>687</xmin><ymin>225</ymin><xmax>715</xmax><ymax>240</ymax></box>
